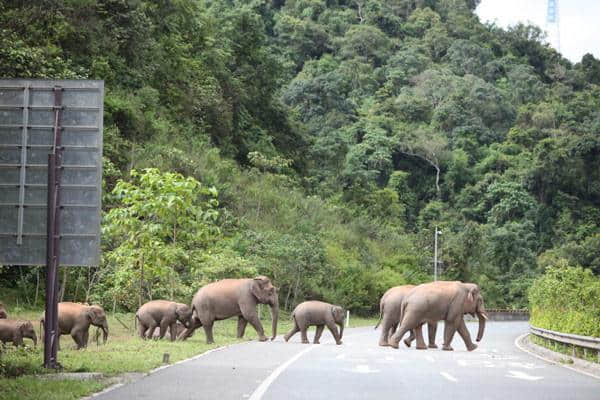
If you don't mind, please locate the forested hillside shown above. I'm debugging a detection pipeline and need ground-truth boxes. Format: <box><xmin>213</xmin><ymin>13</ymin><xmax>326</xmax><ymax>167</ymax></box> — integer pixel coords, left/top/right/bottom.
<box><xmin>1</xmin><ymin>0</ymin><xmax>599</xmax><ymax>313</ymax></box>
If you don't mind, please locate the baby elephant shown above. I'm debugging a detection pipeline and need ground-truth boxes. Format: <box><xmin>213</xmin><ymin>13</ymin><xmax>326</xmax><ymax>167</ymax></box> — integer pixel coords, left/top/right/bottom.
<box><xmin>284</xmin><ymin>301</ymin><xmax>345</xmax><ymax>345</ymax></box>
<box><xmin>136</xmin><ymin>300</ymin><xmax>192</xmax><ymax>341</ymax></box>
<box><xmin>0</xmin><ymin>320</ymin><xmax>37</xmax><ymax>347</ymax></box>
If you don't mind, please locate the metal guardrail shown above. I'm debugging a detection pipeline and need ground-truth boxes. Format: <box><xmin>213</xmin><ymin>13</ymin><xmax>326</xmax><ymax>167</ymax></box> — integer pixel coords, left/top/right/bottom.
<box><xmin>530</xmin><ymin>325</ymin><xmax>600</xmax><ymax>361</ymax></box>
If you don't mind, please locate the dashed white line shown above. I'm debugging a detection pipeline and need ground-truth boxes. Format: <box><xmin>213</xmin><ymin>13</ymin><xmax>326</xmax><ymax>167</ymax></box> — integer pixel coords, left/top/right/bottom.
<box><xmin>249</xmin><ymin>346</ymin><xmax>316</xmax><ymax>400</ymax></box>
<box><xmin>440</xmin><ymin>372</ymin><xmax>458</xmax><ymax>382</ymax></box>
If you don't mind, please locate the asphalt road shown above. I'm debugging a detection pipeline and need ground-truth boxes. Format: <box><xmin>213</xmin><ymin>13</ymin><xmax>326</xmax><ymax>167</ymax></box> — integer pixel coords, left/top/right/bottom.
<box><xmin>95</xmin><ymin>321</ymin><xmax>599</xmax><ymax>400</ymax></box>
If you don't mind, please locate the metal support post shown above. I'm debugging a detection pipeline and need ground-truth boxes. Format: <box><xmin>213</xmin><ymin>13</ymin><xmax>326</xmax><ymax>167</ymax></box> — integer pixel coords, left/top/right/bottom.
<box><xmin>44</xmin><ymin>87</ymin><xmax>63</xmax><ymax>369</ymax></box>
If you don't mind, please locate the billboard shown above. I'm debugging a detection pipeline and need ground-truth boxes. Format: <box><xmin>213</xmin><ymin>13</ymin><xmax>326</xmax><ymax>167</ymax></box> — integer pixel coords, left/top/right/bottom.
<box><xmin>0</xmin><ymin>79</ymin><xmax>103</xmax><ymax>266</ymax></box>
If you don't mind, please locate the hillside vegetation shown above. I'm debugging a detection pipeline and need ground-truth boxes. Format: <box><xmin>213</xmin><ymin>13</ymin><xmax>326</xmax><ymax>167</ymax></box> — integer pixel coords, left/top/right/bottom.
<box><xmin>1</xmin><ymin>0</ymin><xmax>599</xmax><ymax>313</ymax></box>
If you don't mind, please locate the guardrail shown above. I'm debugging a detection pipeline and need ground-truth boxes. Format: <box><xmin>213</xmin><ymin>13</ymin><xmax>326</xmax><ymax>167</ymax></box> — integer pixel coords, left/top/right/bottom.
<box><xmin>530</xmin><ymin>325</ymin><xmax>600</xmax><ymax>362</ymax></box>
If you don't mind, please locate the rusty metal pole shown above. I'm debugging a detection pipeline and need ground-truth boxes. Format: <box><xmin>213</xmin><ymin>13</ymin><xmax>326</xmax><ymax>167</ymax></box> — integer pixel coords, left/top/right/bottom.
<box><xmin>44</xmin><ymin>86</ymin><xmax>63</xmax><ymax>369</ymax></box>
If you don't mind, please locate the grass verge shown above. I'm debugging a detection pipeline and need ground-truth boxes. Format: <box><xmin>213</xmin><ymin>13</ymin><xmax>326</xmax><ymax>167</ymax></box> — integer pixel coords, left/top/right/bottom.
<box><xmin>529</xmin><ymin>334</ymin><xmax>600</xmax><ymax>365</ymax></box>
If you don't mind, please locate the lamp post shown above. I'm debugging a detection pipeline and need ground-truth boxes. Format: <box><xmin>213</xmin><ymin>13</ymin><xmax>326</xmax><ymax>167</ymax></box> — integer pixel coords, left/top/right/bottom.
<box><xmin>434</xmin><ymin>226</ymin><xmax>442</xmax><ymax>281</ymax></box>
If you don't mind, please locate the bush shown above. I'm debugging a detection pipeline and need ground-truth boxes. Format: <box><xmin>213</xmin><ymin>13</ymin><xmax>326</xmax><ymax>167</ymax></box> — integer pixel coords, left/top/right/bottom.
<box><xmin>529</xmin><ymin>261</ymin><xmax>600</xmax><ymax>337</ymax></box>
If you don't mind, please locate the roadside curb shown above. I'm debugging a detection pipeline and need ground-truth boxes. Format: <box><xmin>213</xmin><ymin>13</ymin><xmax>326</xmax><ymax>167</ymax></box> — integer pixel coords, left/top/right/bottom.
<box><xmin>82</xmin><ymin>341</ymin><xmax>245</xmax><ymax>399</ymax></box>
<box><xmin>514</xmin><ymin>333</ymin><xmax>600</xmax><ymax>380</ymax></box>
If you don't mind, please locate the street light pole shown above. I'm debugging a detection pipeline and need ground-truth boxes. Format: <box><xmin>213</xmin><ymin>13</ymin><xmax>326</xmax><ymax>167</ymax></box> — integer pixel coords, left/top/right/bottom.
<box><xmin>434</xmin><ymin>226</ymin><xmax>441</xmax><ymax>281</ymax></box>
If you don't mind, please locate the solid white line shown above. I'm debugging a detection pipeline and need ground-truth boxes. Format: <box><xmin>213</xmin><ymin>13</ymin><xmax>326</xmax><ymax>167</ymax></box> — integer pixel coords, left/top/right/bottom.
<box><xmin>440</xmin><ymin>372</ymin><xmax>458</xmax><ymax>382</ymax></box>
<box><xmin>249</xmin><ymin>346</ymin><xmax>317</xmax><ymax>400</ymax></box>
<box><xmin>514</xmin><ymin>333</ymin><xmax>600</xmax><ymax>380</ymax></box>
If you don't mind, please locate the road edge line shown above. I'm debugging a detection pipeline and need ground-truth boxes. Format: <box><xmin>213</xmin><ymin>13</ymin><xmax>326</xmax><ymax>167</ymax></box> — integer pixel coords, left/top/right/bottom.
<box><xmin>84</xmin><ymin>342</ymin><xmax>240</xmax><ymax>399</ymax></box>
<box><xmin>514</xmin><ymin>333</ymin><xmax>600</xmax><ymax>381</ymax></box>
<box><xmin>249</xmin><ymin>345</ymin><xmax>317</xmax><ymax>400</ymax></box>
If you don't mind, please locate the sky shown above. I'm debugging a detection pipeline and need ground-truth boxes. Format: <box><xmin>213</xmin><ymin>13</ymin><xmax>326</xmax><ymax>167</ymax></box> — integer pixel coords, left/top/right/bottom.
<box><xmin>476</xmin><ymin>0</ymin><xmax>600</xmax><ymax>62</ymax></box>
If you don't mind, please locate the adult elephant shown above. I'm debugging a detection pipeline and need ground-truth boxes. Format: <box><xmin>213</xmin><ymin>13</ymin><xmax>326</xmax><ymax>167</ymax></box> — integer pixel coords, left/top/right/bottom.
<box><xmin>41</xmin><ymin>302</ymin><xmax>109</xmax><ymax>349</ymax></box>
<box><xmin>375</xmin><ymin>285</ymin><xmax>438</xmax><ymax>348</ymax></box>
<box><xmin>136</xmin><ymin>300</ymin><xmax>192</xmax><ymax>341</ymax></box>
<box><xmin>179</xmin><ymin>276</ymin><xmax>279</xmax><ymax>344</ymax></box>
<box><xmin>389</xmin><ymin>281</ymin><xmax>487</xmax><ymax>351</ymax></box>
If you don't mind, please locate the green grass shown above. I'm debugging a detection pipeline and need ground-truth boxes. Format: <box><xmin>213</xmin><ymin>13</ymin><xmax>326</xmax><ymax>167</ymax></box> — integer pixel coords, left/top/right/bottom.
<box><xmin>530</xmin><ymin>334</ymin><xmax>600</xmax><ymax>365</ymax></box>
<box><xmin>1</xmin><ymin>306</ymin><xmax>377</xmax><ymax>399</ymax></box>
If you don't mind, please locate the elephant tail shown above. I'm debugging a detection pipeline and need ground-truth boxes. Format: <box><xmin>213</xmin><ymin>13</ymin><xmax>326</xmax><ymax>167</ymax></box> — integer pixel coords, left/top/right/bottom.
<box><xmin>374</xmin><ymin>303</ymin><xmax>384</xmax><ymax>330</ymax></box>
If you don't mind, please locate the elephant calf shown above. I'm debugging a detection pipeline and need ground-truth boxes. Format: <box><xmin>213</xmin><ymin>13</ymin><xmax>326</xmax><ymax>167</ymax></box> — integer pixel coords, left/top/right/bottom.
<box><xmin>0</xmin><ymin>302</ymin><xmax>7</xmax><ymax>319</ymax></box>
<box><xmin>41</xmin><ymin>302</ymin><xmax>109</xmax><ymax>350</ymax></box>
<box><xmin>0</xmin><ymin>319</ymin><xmax>37</xmax><ymax>347</ymax></box>
<box><xmin>136</xmin><ymin>300</ymin><xmax>192</xmax><ymax>341</ymax></box>
<box><xmin>284</xmin><ymin>301</ymin><xmax>345</xmax><ymax>345</ymax></box>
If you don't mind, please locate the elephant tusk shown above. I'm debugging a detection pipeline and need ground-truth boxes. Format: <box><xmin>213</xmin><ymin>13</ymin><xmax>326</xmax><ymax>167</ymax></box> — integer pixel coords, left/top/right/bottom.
<box><xmin>481</xmin><ymin>312</ymin><xmax>489</xmax><ymax>320</ymax></box>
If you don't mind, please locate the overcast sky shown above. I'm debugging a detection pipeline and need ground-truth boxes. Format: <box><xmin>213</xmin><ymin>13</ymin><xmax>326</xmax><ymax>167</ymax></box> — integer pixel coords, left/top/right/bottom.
<box><xmin>476</xmin><ymin>0</ymin><xmax>600</xmax><ymax>63</ymax></box>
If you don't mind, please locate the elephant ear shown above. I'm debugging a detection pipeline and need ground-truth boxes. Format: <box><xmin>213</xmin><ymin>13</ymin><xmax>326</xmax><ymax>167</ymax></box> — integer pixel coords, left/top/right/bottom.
<box><xmin>251</xmin><ymin>276</ymin><xmax>271</xmax><ymax>302</ymax></box>
<box><xmin>464</xmin><ymin>286</ymin><xmax>478</xmax><ymax>313</ymax></box>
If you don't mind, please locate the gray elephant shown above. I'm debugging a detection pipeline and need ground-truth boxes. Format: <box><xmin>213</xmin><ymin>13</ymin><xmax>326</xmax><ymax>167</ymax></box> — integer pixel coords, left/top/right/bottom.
<box><xmin>389</xmin><ymin>281</ymin><xmax>488</xmax><ymax>351</ymax></box>
<box><xmin>375</xmin><ymin>285</ymin><xmax>438</xmax><ymax>348</ymax></box>
<box><xmin>0</xmin><ymin>319</ymin><xmax>37</xmax><ymax>347</ymax></box>
<box><xmin>41</xmin><ymin>302</ymin><xmax>109</xmax><ymax>350</ymax></box>
<box><xmin>284</xmin><ymin>301</ymin><xmax>345</xmax><ymax>345</ymax></box>
<box><xmin>136</xmin><ymin>300</ymin><xmax>193</xmax><ymax>341</ymax></box>
<box><xmin>179</xmin><ymin>276</ymin><xmax>279</xmax><ymax>344</ymax></box>
<box><xmin>0</xmin><ymin>302</ymin><xmax>7</xmax><ymax>319</ymax></box>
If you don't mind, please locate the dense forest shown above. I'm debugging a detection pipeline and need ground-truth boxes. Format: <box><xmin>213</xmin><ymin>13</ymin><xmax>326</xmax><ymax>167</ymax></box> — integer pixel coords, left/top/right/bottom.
<box><xmin>1</xmin><ymin>0</ymin><xmax>599</xmax><ymax>314</ymax></box>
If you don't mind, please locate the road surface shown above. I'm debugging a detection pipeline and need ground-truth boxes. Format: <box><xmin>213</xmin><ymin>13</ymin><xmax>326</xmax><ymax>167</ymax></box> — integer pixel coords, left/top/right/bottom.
<box><xmin>95</xmin><ymin>321</ymin><xmax>598</xmax><ymax>399</ymax></box>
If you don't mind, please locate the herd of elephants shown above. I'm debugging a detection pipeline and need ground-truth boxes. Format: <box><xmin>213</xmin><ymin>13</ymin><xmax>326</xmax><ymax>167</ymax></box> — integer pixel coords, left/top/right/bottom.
<box><xmin>0</xmin><ymin>276</ymin><xmax>488</xmax><ymax>354</ymax></box>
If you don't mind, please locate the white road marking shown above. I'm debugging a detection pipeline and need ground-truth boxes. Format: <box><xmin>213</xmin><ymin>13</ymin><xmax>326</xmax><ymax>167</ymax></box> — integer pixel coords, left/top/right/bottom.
<box><xmin>507</xmin><ymin>362</ymin><xmax>545</xmax><ymax>370</ymax></box>
<box><xmin>425</xmin><ymin>356</ymin><xmax>435</xmax><ymax>363</ymax></box>
<box><xmin>351</xmin><ymin>365</ymin><xmax>380</xmax><ymax>374</ymax></box>
<box><xmin>336</xmin><ymin>353</ymin><xmax>346</xmax><ymax>360</ymax></box>
<box><xmin>506</xmin><ymin>370</ymin><xmax>544</xmax><ymax>381</ymax></box>
<box><xmin>440</xmin><ymin>372</ymin><xmax>458</xmax><ymax>382</ymax></box>
<box><xmin>248</xmin><ymin>346</ymin><xmax>316</xmax><ymax>400</ymax></box>
<box><xmin>514</xmin><ymin>333</ymin><xmax>600</xmax><ymax>380</ymax></box>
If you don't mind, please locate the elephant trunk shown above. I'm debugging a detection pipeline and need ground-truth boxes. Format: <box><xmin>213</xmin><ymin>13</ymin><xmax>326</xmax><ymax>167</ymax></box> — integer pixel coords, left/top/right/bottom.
<box><xmin>31</xmin><ymin>333</ymin><xmax>38</xmax><ymax>347</ymax></box>
<box><xmin>102</xmin><ymin>321</ymin><xmax>109</xmax><ymax>344</ymax></box>
<box><xmin>338</xmin><ymin>321</ymin><xmax>344</xmax><ymax>340</ymax></box>
<box><xmin>476</xmin><ymin>310</ymin><xmax>487</xmax><ymax>342</ymax></box>
<box><xmin>270</xmin><ymin>296</ymin><xmax>279</xmax><ymax>340</ymax></box>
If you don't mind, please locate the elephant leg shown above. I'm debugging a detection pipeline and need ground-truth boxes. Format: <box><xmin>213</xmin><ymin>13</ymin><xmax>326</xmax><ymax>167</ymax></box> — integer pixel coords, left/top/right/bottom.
<box><xmin>82</xmin><ymin>329</ymin><xmax>90</xmax><ymax>348</ymax></box>
<box><xmin>298</xmin><ymin>321</ymin><xmax>310</xmax><ymax>344</ymax></box>
<box><xmin>414</xmin><ymin>324</ymin><xmax>427</xmax><ymax>350</ymax></box>
<box><xmin>241</xmin><ymin>308</ymin><xmax>268</xmax><ymax>342</ymax></box>
<box><xmin>146</xmin><ymin>321</ymin><xmax>158</xmax><ymax>339</ymax></box>
<box><xmin>201</xmin><ymin>318</ymin><xmax>215</xmax><ymax>344</ymax></box>
<box><xmin>404</xmin><ymin>329</ymin><xmax>415</xmax><ymax>348</ymax></box>
<box><xmin>456</xmin><ymin>318</ymin><xmax>477</xmax><ymax>351</ymax></box>
<box><xmin>72</xmin><ymin>331</ymin><xmax>83</xmax><ymax>350</ymax></box>
<box><xmin>237</xmin><ymin>316</ymin><xmax>248</xmax><ymax>339</ymax></box>
<box><xmin>313</xmin><ymin>325</ymin><xmax>325</xmax><ymax>344</ymax></box>
<box><xmin>442</xmin><ymin>320</ymin><xmax>458</xmax><ymax>351</ymax></box>
<box><xmin>158</xmin><ymin>320</ymin><xmax>170</xmax><ymax>340</ymax></box>
<box><xmin>428</xmin><ymin>323</ymin><xmax>438</xmax><ymax>348</ymax></box>
<box><xmin>138</xmin><ymin>322</ymin><xmax>148</xmax><ymax>339</ymax></box>
<box><xmin>284</xmin><ymin>320</ymin><xmax>300</xmax><ymax>342</ymax></box>
<box><xmin>389</xmin><ymin>315</ymin><xmax>417</xmax><ymax>349</ymax></box>
<box><xmin>378</xmin><ymin>314</ymin><xmax>394</xmax><ymax>347</ymax></box>
<box><xmin>169</xmin><ymin>323</ymin><xmax>177</xmax><ymax>341</ymax></box>
<box><xmin>325</xmin><ymin>320</ymin><xmax>342</xmax><ymax>345</ymax></box>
